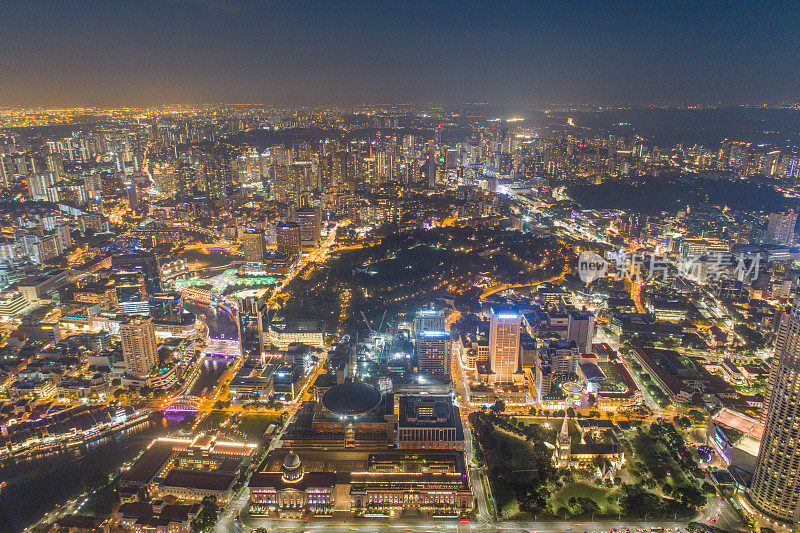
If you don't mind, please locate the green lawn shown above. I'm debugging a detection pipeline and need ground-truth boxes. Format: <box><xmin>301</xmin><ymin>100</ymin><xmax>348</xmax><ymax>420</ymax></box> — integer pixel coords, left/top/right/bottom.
<box><xmin>236</xmin><ymin>413</ymin><xmax>282</xmax><ymax>440</ymax></box>
<box><xmin>552</xmin><ymin>481</ymin><xmax>621</xmax><ymax>515</ymax></box>
<box><xmin>511</xmin><ymin>417</ymin><xmax>580</xmax><ymax>442</ymax></box>
<box><xmin>195</xmin><ymin>410</ymin><xmax>229</xmax><ymax>432</ymax></box>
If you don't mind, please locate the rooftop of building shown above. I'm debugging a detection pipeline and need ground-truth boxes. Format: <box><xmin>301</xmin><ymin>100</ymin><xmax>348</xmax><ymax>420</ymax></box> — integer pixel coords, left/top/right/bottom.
<box><xmin>270</xmin><ymin>318</ymin><xmax>325</xmax><ymax>333</ymax></box>
<box><xmin>578</xmin><ymin>359</ymin><xmax>607</xmax><ymax>382</ymax></box>
<box><xmin>249</xmin><ymin>449</ymin><xmax>468</xmax><ymax>490</ymax></box>
<box><xmin>249</xmin><ymin>470</ymin><xmax>339</xmax><ymax>491</ymax></box>
<box><xmin>711</xmin><ymin>407</ymin><xmax>765</xmax><ymax>441</ymax></box>
<box><xmin>158</xmin><ymin>469</ymin><xmax>237</xmax><ymax>492</ymax></box>
<box><xmin>415</xmin><ymin>307</ymin><xmax>445</xmax><ymax>318</ymax></box>
<box><xmin>397</xmin><ymin>395</ymin><xmax>463</xmax><ymax>438</ymax></box>
<box><xmin>117</xmin><ymin>501</ymin><xmax>201</xmax><ymax>523</ymax></box>
<box><xmin>119</xmin><ymin>440</ymin><xmax>175</xmax><ymax>485</ymax></box>
<box><xmin>320</xmin><ymin>381</ymin><xmax>383</xmax><ymax>416</ymax></box>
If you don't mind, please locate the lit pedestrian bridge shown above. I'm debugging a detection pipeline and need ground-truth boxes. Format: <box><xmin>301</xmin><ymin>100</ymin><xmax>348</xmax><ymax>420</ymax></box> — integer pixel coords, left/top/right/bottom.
<box><xmin>164</xmin><ymin>395</ymin><xmax>201</xmax><ymax>422</ymax></box>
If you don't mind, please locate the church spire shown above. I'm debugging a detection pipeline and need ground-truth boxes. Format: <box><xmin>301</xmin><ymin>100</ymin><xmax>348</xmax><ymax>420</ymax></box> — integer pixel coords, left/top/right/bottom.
<box><xmin>558</xmin><ymin>411</ymin><xmax>570</xmax><ymax>445</ymax></box>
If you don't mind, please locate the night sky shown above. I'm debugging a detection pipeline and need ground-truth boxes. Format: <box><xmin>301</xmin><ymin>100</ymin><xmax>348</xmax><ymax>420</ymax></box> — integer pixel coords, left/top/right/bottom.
<box><xmin>1</xmin><ymin>0</ymin><xmax>798</xmax><ymax>107</ymax></box>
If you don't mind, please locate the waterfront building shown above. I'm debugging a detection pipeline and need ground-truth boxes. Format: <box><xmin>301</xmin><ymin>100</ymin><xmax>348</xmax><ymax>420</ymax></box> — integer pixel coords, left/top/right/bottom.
<box><xmin>121</xmin><ymin>315</ymin><xmax>158</xmax><ymax>378</ymax></box>
<box><xmin>243</xmin><ymin>229</ymin><xmax>267</xmax><ymax>263</ymax></box>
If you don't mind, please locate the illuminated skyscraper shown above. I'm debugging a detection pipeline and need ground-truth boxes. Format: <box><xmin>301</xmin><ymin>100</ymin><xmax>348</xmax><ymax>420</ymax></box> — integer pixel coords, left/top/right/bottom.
<box><xmin>415</xmin><ymin>330</ymin><xmax>451</xmax><ymax>381</ymax></box>
<box><xmin>237</xmin><ymin>296</ymin><xmax>267</xmax><ymax>358</ymax></box>
<box><xmin>200</xmin><ymin>148</ymin><xmax>233</xmax><ymax>198</ymax></box>
<box><xmin>121</xmin><ymin>315</ymin><xmax>158</xmax><ymax>378</ymax></box>
<box><xmin>425</xmin><ymin>155</ymin><xmax>437</xmax><ymax>189</ymax></box>
<box><xmin>413</xmin><ymin>306</ymin><xmax>446</xmax><ymax>334</ymax></box>
<box><xmin>567</xmin><ymin>311</ymin><xmax>595</xmax><ymax>355</ymax></box>
<box><xmin>243</xmin><ymin>230</ymin><xmax>267</xmax><ymax>263</ymax></box>
<box><xmin>749</xmin><ymin>302</ymin><xmax>800</xmax><ymax>524</ymax></box>
<box><xmin>294</xmin><ymin>206</ymin><xmax>321</xmax><ymax>249</ymax></box>
<box><xmin>148</xmin><ymin>291</ymin><xmax>184</xmax><ymax>323</ymax></box>
<box><xmin>488</xmin><ymin>308</ymin><xmax>521</xmax><ymax>383</ymax></box>
<box><xmin>277</xmin><ymin>222</ymin><xmax>301</xmax><ymax>259</ymax></box>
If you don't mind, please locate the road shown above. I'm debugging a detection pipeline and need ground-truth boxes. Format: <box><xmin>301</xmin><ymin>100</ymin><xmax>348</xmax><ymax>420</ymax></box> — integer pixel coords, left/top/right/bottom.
<box><xmin>219</xmin><ymin>515</ymin><xmax>693</xmax><ymax>533</ymax></box>
<box><xmin>462</xmin><ymin>413</ymin><xmax>494</xmax><ymax>524</ymax></box>
<box><xmin>213</xmin><ymin>408</ymin><xmax>301</xmax><ymax>533</ymax></box>
<box><xmin>267</xmin><ymin>221</ymin><xmax>346</xmax><ymax>309</ymax></box>
<box><xmin>699</xmin><ymin>495</ymin><xmax>748</xmax><ymax>533</ymax></box>
<box><xmin>479</xmin><ymin>264</ymin><xmax>569</xmax><ymax>300</ymax></box>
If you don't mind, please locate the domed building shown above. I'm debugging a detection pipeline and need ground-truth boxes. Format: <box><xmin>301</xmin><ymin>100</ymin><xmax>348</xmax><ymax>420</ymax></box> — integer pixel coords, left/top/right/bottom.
<box><xmin>248</xmin><ymin>390</ymin><xmax>475</xmax><ymax>519</ymax></box>
<box><xmin>248</xmin><ymin>451</ymin><xmax>336</xmax><ymax>518</ymax></box>
<box><xmin>281</xmin><ymin>451</ymin><xmax>303</xmax><ymax>483</ymax></box>
<box><xmin>281</xmin><ymin>380</ymin><xmax>396</xmax><ymax>449</ymax></box>
<box><xmin>320</xmin><ymin>381</ymin><xmax>383</xmax><ymax>418</ymax></box>
<box><xmin>247</xmin><ymin>381</ymin><xmax>475</xmax><ymax>520</ymax></box>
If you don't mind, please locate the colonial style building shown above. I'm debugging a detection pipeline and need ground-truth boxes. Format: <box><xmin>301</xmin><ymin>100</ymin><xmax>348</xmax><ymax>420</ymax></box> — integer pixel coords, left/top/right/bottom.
<box><xmin>553</xmin><ymin>416</ymin><xmax>624</xmax><ymax>479</ymax></box>
<box><xmin>249</xmin><ymin>450</ymin><xmax>473</xmax><ymax>519</ymax></box>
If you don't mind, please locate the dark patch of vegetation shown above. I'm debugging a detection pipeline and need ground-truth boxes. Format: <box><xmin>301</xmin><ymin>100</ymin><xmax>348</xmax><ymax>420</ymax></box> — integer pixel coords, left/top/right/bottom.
<box><xmin>567</xmin><ymin>175</ymin><xmax>795</xmax><ymax>214</ymax></box>
<box><xmin>281</xmin><ymin>226</ymin><xmax>567</xmax><ymax>332</ymax></box>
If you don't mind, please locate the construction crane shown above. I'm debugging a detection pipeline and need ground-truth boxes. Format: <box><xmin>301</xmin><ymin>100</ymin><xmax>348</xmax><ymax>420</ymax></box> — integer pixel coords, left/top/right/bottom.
<box><xmin>377</xmin><ymin>310</ymin><xmax>387</xmax><ymax>333</ymax></box>
<box><xmin>360</xmin><ymin>310</ymin><xmax>375</xmax><ymax>335</ymax></box>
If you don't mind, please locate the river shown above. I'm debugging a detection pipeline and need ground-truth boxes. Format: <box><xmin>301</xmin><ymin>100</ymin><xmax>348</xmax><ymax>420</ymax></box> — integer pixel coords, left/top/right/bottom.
<box><xmin>186</xmin><ymin>302</ymin><xmax>238</xmax><ymax>396</ymax></box>
<box><xmin>189</xmin><ymin>356</ymin><xmax>229</xmax><ymax>396</ymax></box>
<box><xmin>0</xmin><ymin>303</ymin><xmax>240</xmax><ymax>531</ymax></box>
<box><xmin>185</xmin><ymin>302</ymin><xmax>239</xmax><ymax>340</ymax></box>
<box><xmin>0</xmin><ymin>421</ymin><xmax>166</xmax><ymax>533</ymax></box>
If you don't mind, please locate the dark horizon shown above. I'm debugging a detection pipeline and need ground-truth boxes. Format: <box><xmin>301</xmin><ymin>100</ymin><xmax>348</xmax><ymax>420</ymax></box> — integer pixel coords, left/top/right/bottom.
<box><xmin>2</xmin><ymin>0</ymin><xmax>799</xmax><ymax>108</ymax></box>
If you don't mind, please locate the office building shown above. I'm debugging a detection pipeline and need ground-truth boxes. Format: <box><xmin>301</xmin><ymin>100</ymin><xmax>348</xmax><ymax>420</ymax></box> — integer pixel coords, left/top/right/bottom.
<box><xmin>115</xmin><ymin>271</ymin><xmax>149</xmax><ymax>315</ymax></box>
<box><xmin>200</xmin><ymin>148</ymin><xmax>233</xmax><ymax>198</ymax></box>
<box><xmin>242</xmin><ymin>230</ymin><xmax>267</xmax><ymax>263</ymax></box>
<box><xmin>488</xmin><ymin>308</ymin><xmax>521</xmax><ymax>383</ymax></box>
<box><xmin>567</xmin><ymin>311</ymin><xmax>595</xmax><ymax>354</ymax></box>
<box><xmin>415</xmin><ymin>330</ymin><xmax>451</xmax><ymax>381</ymax></box>
<box><xmin>536</xmin><ymin>339</ymin><xmax>580</xmax><ymax>403</ymax></box>
<box><xmin>73</xmin><ymin>278</ymin><xmax>118</xmax><ymax>311</ymax></box>
<box><xmin>277</xmin><ymin>222</ymin><xmax>301</xmax><ymax>259</ymax></box>
<box><xmin>413</xmin><ymin>306</ymin><xmax>446</xmax><ymax>334</ymax></box>
<box><xmin>765</xmin><ymin>212</ymin><xmax>797</xmax><ymax>246</ymax></box>
<box><xmin>149</xmin><ymin>292</ymin><xmax>184</xmax><ymax>323</ymax></box>
<box><xmin>268</xmin><ymin>317</ymin><xmax>325</xmax><ymax>349</ymax></box>
<box><xmin>237</xmin><ymin>296</ymin><xmax>267</xmax><ymax>358</ymax></box>
<box><xmin>397</xmin><ymin>395</ymin><xmax>464</xmax><ymax>450</ymax></box>
<box><xmin>425</xmin><ymin>156</ymin><xmax>437</xmax><ymax>188</ymax></box>
<box><xmin>121</xmin><ymin>315</ymin><xmax>158</xmax><ymax>378</ymax></box>
<box><xmin>294</xmin><ymin>206</ymin><xmax>321</xmax><ymax>249</ymax></box>
<box><xmin>112</xmin><ymin>252</ymin><xmax>162</xmax><ymax>295</ymax></box>
<box><xmin>749</xmin><ymin>302</ymin><xmax>800</xmax><ymax>524</ymax></box>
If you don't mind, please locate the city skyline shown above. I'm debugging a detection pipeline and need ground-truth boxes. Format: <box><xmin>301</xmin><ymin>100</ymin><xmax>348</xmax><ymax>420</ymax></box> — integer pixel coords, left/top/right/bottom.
<box><xmin>3</xmin><ymin>4</ymin><xmax>800</xmax><ymax>531</ymax></box>
<box><xmin>1</xmin><ymin>97</ymin><xmax>798</xmax><ymax>533</ymax></box>
<box><xmin>1</xmin><ymin>0</ymin><xmax>799</xmax><ymax>107</ymax></box>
